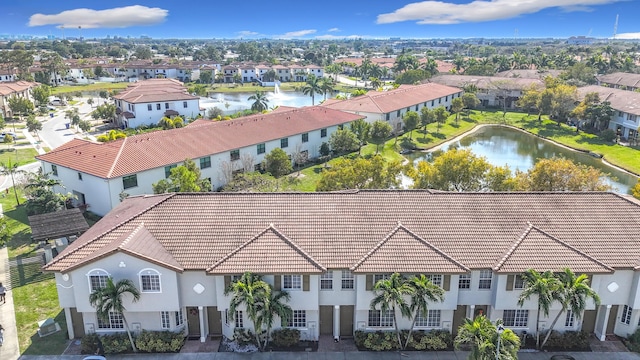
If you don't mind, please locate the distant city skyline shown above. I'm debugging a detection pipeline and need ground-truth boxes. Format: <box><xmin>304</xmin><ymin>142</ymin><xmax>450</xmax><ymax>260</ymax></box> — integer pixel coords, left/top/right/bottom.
<box><xmin>3</xmin><ymin>1</ymin><xmax>640</xmax><ymax>40</ymax></box>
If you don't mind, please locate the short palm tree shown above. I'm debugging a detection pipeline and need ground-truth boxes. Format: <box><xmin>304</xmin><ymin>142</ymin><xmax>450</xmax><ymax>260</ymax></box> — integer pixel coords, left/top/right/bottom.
<box><xmin>370</xmin><ymin>272</ymin><xmax>413</xmax><ymax>349</ymax></box>
<box><xmin>224</xmin><ymin>272</ymin><xmax>271</xmax><ymax>347</ymax></box>
<box><xmin>540</xmin><ymin>268</ymin><xmax>600</xmax><ymax>349</ymax></box>
<box><xmin>89</xmin><ymin>277</ymin><xmax>141</xmax><ymax>352</ymax></box>
<box><xmin>257</xmin><ymin>289</ymin><xmax>292</xmax><ymax>350</ymax></box>
<box><xmin>302</xmin><ymin>74</ymin><xmax>322</xmax><ymax>105</ymax></box>
<box><xmin>455</xmin><ymin>316</ymin><xmax>520</xmax><ymax>360</ymax></box>
<box><xmin>403</xmin><ymin>274</ymin><xmax>445</xmax><ymax>349</ymax></box>
<box><xmin>517</xmin><ymin>269</ymin><xmax>561</xmax><ymax>349</ymax></box>
<box><xmin>248</xmin><ymin>91</ymin><xmax>269</xmax><ymax>112</ymax></box>
<box><xmin>319</xmin><ymin>77</ymin><xmax>335</xmax><ymax>101</ymax></box>
<box><xmin>1</xmin><ymin>160</ymin><xmax>24</xmax><ymax>205</ymax></box>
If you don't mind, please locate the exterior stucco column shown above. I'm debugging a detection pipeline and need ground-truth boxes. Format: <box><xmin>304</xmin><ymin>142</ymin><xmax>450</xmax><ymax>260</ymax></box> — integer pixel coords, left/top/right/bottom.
<box><xmin>198</xmin><ymin>306</ymin><xmax>206</xmax><ymax>343</ymax></box>
<box><xmin>598</xmin><ymin>305</ymin><xmax>613</xmax><ymax>341</ymax></box>
<box><xmin>64</xmin><ymin>307</ymin><xmax>74</xmax><ymax>339</ymax></box>
<box><xmin>468</xmin><ymin>305</ymin><xmax>475</xmax><ymax>319</ymax></box>
<box><xmin>333</xmin><ymin>305</ymin><xmax>340</xmax><ymax>340</ymax></box>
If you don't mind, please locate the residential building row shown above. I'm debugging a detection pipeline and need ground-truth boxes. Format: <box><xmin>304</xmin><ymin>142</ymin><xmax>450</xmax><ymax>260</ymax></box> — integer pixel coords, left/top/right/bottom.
<box><xmin>0</xmin><ymin>80</ymin><xmax>38</xmax><ymax>118</ymax></box>
<box><xmin>43</xmin><ymin>190</ymin><xmax>640</xmax><ymax>344</ymax></box>
<box><xmin>597</xmin><ymin>72</ymin><xmax>640</xmax><ymax>92</ymax></box>
<box><xmin>36</xmin><ymin>105</ymin><xmax>363</xmax><ymax>216</ymax></box>
<box><xmin>577</xmin><ymin>85</ymin><xmax>640</xmax><ymax>141</ymax></box>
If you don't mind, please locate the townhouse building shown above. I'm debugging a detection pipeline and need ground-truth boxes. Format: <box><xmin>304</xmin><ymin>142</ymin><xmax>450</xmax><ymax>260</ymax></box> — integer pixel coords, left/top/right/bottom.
<box><xmin>596</xmin><ymin>72</ymin><xmax>640</xmax><ymax>92</ymax></box>
<box><xmin>0</xmin><ymin>80</ymin><xmax>38</xmax><ymax>118</ymax></box>
<box><xmin>111</xmin><ymin>78</ymin><xmax>200</xmax><ymax>128</ymax></box>
<box><xmin>577</xmin><ymin>85</ymin><xmax>640</xmax><ymax>142</ymax></box>
<box><xmin>43</xmin><ymin>190</ymin><xmax>640</xmax><ymax>344</ymax></box>
<box><xmin>0</xmin><ymin>69</ymin><xmax>18</xmax><ymax>83</ymax></box>
<box><xmin>322</xmin><ymin>83</ymin><xmax>462</xmax><ymax>132</ymax></box>
<box><xmin>36</xmin><ymin>106</ymin><xmax>363</xmax><ymax>216</ymax></box>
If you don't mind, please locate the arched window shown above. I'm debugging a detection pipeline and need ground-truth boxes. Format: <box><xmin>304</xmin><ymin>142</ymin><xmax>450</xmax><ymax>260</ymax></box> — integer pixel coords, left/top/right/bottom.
<box><xmin>139</xmin><ymin>268</ymin><xmax>161</xmax><ymax>292</ymax></box>
<box><xmin>87</xmin><ymin>269</ymin><xmax>110</xmax><ymax>292</ymax></box>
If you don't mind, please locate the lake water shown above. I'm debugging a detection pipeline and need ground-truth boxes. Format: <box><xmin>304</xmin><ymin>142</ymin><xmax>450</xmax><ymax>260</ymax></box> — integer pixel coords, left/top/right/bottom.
<box><xmin>406</xmin><ymin>126</ymin><xmax>638</xmax><ymax>194</ymax></box>
<box><xmin>199</xmin><ymin>90</ymin><xmax>330</xmax><ymax>114</ymax></box>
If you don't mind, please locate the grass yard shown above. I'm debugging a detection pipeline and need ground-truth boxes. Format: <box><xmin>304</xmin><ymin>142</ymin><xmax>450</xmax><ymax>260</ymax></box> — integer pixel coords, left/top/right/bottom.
<box><xmin>51</xmin><ymin>82</ymin><xmax>130</xmax><ymax>96</ymax></box>
<box><xmin>0</xmin><ymin>148</ymin><xmax>39</xmax><ymax>166</ymax></box>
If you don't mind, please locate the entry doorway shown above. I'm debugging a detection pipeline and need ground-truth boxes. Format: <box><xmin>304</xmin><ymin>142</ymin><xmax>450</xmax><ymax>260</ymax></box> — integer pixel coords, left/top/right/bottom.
<box><xmin>187</xmin><ymin>307</ymin><xmax>200</xmax><ymax>339</ymax></box>
<box><xmin>340</xmin><ymin>305</ymin><xmax>354</xmax><ymax>337</ymax></box>
<box><xmin>320</xmin><ymin>306</ymin><xmax>333</xmax><ymax>335</ymax></box>
<box><xmin>606</xmin><ymin>305</ymin><xmax>619</xmax><ymax>334</ymax></box>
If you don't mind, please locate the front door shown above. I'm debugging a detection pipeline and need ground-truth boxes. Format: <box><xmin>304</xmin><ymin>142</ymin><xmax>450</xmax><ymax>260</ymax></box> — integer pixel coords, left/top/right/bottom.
<box><xmin>70</xmin><ymin>307</ymin><xmax>85</xmax><ymax>338</ymax></box>
<box><xmin>452</xmin><ymin>305</ymin><xmax>466</xmax><ymax>335</ymax></box>
<box><xmin>606</xmin><ymin>305</ymin><xmax>619</xmax><ymax>334</ymax></box>
<box><xmin>207</xmin><ymin>306</ymin><xmax>222</xmax><ymax>337</ymax></box>
<box><xmin>187</xmin><ymin>307</ymin><xmax>200</xmax><ymax>337</ymax></box>
<box><xmin>320</xmin><ymin>306</ymin><xmax>333</xmax><ymax>335</ymax></box>
<box><xmin>582</xmin><ymin>310</ymin><xmax>597</xmax><ymax>334</ymax></box>
<box><xmin>340</xmin><ymin>305</ymin><xmax>354</xmax><ymax>337</ymax></box>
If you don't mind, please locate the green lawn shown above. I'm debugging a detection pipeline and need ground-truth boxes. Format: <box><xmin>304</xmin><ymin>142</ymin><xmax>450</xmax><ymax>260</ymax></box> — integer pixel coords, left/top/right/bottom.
<box><xmin>51</xmin><ymin>82</ymin><xmax>130</xmax><ymax>96</ymax></box>
<box><xmin>0</xmin><ymin>147</ymin><xmax>39</xmax><ymax>166</ymax></box>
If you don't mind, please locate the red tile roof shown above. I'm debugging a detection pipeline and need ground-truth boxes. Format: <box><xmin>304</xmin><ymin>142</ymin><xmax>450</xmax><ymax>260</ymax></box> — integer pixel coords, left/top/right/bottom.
<box><xmin>112</xmin><ymin>78</ymin><xmax>199</xmax><ymax>103</ymax></box>
<box><xmin>37</xmin><ymin>106</ymin><xmax>363</xmax><ymax>178</ymax></box>
<box><xmin>43</xmin><ymin>191</ymin><xmax>640</xmax><ymax>274</ymax></box>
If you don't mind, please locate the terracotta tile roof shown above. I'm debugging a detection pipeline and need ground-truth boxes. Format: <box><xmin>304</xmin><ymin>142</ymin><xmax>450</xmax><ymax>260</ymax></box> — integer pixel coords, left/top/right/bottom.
<box><xmin>321</xmin><ymin>83</ymin><xmax>461</xmax><ymax>114</ymax></box>
<box><xmin>28</xmin><ymin>208</ymin><xmax>89</xmax><ymax>242</ymax></box>
<box><xmin>207</xmin><ymin>224</ymin><xmax>325</xmax><ymax>274</ymax></box>
<box><xmin>0</xmin><ymin>81</ymin><xmax>38</xmax><ymax>96</ymax></box>
<box><xmin>350</xmin><ymin>222</ymin><xmax>468</xmax><ymax>274</ymax></box>
<box><xmin>495</xmin><ymin>69</ymin><xmax>563</xmax><ymax>80</ymax></box>
<box><xmin>430</xmin><ymin>75</ymin><xmax>544</xmax><ymax>91</ymax></box>
<box><xmin>596</xmin><ymin>72</ymin><xmax>640</xmax><ymax>88</ymax></box>
<box><xmin>112</xmin><ymin>79</ymin><xmax>199</xmax><ymax>103</ymax></box>
<box><xmin>43</xmin><ymin>191</ymin><xmax>640</xmax><ymax>274</ymax></box>
<box><xmin>494</xmin><ymin>223</ymin><xmax>613</xmax><ymax>274</ymax></box>
<box><xmin>37</xmin><ymin>106</ymin><xmax>363</xmax><ymax>178</ymax></box>
<box><xmin>577</xmin><ymin>85</ymin><xmax>640</xmax><ymax>116</ymax></box>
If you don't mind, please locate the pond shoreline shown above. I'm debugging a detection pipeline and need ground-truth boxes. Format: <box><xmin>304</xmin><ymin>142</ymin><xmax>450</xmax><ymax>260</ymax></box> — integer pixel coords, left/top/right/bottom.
<box><xmin>416</xmin><ymin>123</ymin><xmax>640</xmax><ymax>180</ymax></box>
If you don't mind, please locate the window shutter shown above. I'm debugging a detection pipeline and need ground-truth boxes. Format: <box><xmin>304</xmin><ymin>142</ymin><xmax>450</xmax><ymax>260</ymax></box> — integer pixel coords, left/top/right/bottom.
<box><xmin>303</xmin><ymin>275</ymin><xmax>310</xmax><ymax>291</ymax></box>
<box><xmin>224</xmin><ymin>276</ymin><xmax>231</xmax><ymax>290</ymax></box>
<box><xmin>506</xmin><ymin>275</ymin><xmax>514</xmax><ymax>291</ymax></box>
<box><xmin>274</xmin><ymin>275</ymin><xmax>281</xmax><ymax>291</ymax></box>
<box><xmin>366</xmin><ymin>275</ymin><xmax>373</xmax><ymax>291</ymax></box>
<box><xmin>443</xmin><ymin>275</ymin><xmax>451</xmax><ymax>291</ymax></box>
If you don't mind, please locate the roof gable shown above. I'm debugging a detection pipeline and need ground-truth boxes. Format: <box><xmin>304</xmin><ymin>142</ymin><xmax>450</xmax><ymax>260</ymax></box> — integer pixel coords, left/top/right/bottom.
<box><xmin>207</xmin><ymin>224</ymin><xmax>326</xmax><ymax>274</ymax></box>
<box><xmin>494</xmin><ymin>223</ymin><xmax>613</xmax><ymax>274</ymax></box>
<box><xmin>351</xmin><ymin>222</ymin><xmax>468</xmax><ymax>274</ymax></box>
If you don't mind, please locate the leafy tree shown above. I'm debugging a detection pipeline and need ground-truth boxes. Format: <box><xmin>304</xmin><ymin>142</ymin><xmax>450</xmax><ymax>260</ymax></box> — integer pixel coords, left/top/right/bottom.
<box><xmin>87</xmin><ymin>98</ymin><xmax>94</xmax><ymax>108</ymax></box>
<box><xmin>402</xmin><ymin>111</ymin><xmax>419</xmax><ymax>140</ymax></box>
<box><xmin>461</xmin><ymin>93</ymin><xmax>480</xmax><ymax>118</ymax></box>
<box><xmin>420</xmin><ymin>107</ymin><xmax>435</xmax><ymax>139</ymax></box>
<box><xmin>248</xmin><ymin>91</ymin><xmax>269</xmax><ymax>112</ymax></box>
<box><xmin>404</xmin><ymin>275</ymin><xmax>445</xmax><ymax>349</ymax></box>
<box><xmin>317</xmin><ymin>155</ymin><xmax>402</xmax><ymax>191</ymax></box>
<box><xmin>89</xmin><ymin>277</ymin><xmax>141</xmax><ymax>352</ymax></box>
<box><xmin>133</xmin><ymin>46</ymin><xmax>153</xmax><ymax>60</ymax></box>
<box><xmin>40</xmin><ymin>52</ymin><xmax>66</xmax><ymax>86</ymax></box>
<box><xmin>329</xmin><ymin>128</ymin><xmax>359</xmax><ymax>154</ymax></box>
<box><xmin>96</xmin><ymin>130</ymin><xmax>126</xmax><ymax>143</ymax></box>
<box><xmin>450</xmin><ymin>98</ymin><xmax>464</xmax><ymax>123</ymax></box>
<box><xmin>319</xmin><ymin>76</ymin><xmax>335</xmax><ymax>101</ymax></box>
<box><xmin>369</xmin><ymin>120</ymin><xmax>392</xmax><ymax>154</ymax></box>
<box><xmin>206</xmin><ymin>107</ymin><xmax>224</xmax><ymax>119</ymax></box>
<box><xmin>158</xmin><ymin>116</ymin><xmax>184</xmax><ymax>130</ymax></box>
<box><xmin>1</xmin><ymin>160</ymin><xmax>24</xmax><ymax>205</ymax></box>
<box><xmin>152</xmin><ymin>159</ymin><xmax>211</xmax><ymax>193</ymax></box>
<box><xmin>302</xmin><ymin>74</ymin><xmax>322</xmax><ymax>105</ymax></box>
<box><xmin>516</xmin><ymin>157</ymin><xmax>612</xmax><ymax>192</ymax></box>
<box><xmin>224</xmin><ymin>272</ymin><xmax>271</xmax><ymax>347</ymax></box>
<box><xmin>319</xmin><ymin>142</ymin><xmax>331</xmax><ymax>157</ymax></box>
<box><xmin>221</xmin><ymin>172</ymin><xmax>300</xmax><ymax>192</ymax></box>
<box><xmin>199</xmin><ymin>70</ymin><xmax>213</xmax><ymax>84</ymax></box>
<box><xmin>517</xmin><ymin>85</ymin><xmax>542</xmax><ymax>116</ymax></box>
<box><xmin>26</xmin><ymin>115</ymin><xmax>43</xmax><ymax>133</ymax></box>
<box><xmin>31</xmin><ymin>85</ymin><xmax>51</xmax><ymax>107</ymax></box>
<box><xmin>350</xmin><ymin>118</ymin><xmax>371</xmax><ymax>155</ymax></box>
<box><xmin>65</xmin><ymin>108</ymin><xmax>81</xmax><ymax>128</ymax></box>
<box><xmin>540</xmin><ymin>269</ymin><xmax>600</xmax><ymax>349</ymax></box>
<box><xmin>23</xmin><ymin>169</ymin><xmax>71</xmax><ymax>215</ymax></box>
<box><xmin>633</xmin><ymin>180</ymin><xmax>640</xmax><ymax>200</ymax></box>
<box><xmin>94</xmin><ymin>65</ymin><xmax>105</xmax><ymax>78</ymax></box>
<box><xmin>78</xmin><ymin>119</ymin><xmax>92</xmax><ymax>133</ymax></box>
<box><xmin>518</xmin><ymin>270</ymin><xmax>561</xmax><ymax>349</ymax></box>
<box><xmin>264</xmin><ymin>148</ymin><xmax>292</xmax><ymax>178</ymax></box>
<box><xmin>370</xmin><ymin>273</ymin><xmax>413</xmax><ymax>349</ymax></box>
<box><xmin>8</xmin><ymin>95</ymin><xmax>34</xmax><ymax>121</ymax></box>
<box><xmin>455</xmin><ymin>316</ymin><xmax>520</xmax><ymax>360</ymax></box>
<box><xmin>98</xmin><ymin>90</ymin><xmax>109</xmax><ymax>105</ymax></box>
<box><xmin>550</xmin><ymin>84</ymin><xmax>578</xmax><ymax>125</ymax></box>
<box><xmin>432</xmin><ymin>106</ymin><xmax>450</xmax><ymax>134</ymax></box>
<box><xmin>91</xmin><ymin>103</ymin><xmax>117</xmax><ymax>123</ymax></box>
<box><xmin>395</xmin><ymin>69</ymin><xmax>428</xmax><ymax>85</ymax></box>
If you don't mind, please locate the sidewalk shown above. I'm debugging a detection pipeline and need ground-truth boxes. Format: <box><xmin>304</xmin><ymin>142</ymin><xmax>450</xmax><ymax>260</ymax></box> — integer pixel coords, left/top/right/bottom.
<box><xmin>0</xmin><ymin>246</ymin><xmax>19</xmax><ymax>360</ymax></box>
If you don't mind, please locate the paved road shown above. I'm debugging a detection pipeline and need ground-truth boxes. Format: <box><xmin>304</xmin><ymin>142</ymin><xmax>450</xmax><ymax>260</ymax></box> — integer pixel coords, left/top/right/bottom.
<box><xmin>40</xmin><ymin>97</ymin><xmax>98</xmax><ymax>150</ymax></box>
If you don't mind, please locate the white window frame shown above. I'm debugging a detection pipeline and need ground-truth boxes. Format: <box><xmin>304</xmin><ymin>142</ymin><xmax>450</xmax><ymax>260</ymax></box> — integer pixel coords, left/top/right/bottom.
<box><xmin>288</xmin><ymin>310</ymin><xmax>306</xmax><ymax>328</ymax></box>
<box><xmin>622</xmin><ymin>305</ymin><xmax>632</xmax><ymax>325</ymax></box>
<box><xmin>458</xmin><ymin>274</ymin><xmax>471</xmax><ymax>289</ymax></box>
<box><xmin>374</xmin><ymin>273</ymin><xmax>391</xmax><ymax>284</ymax></box>
<box><xmin>565</xmin><ymin>310</ymin><xmax>575</xmax><ymax>327</ymax></box>
<box><xmin>514</xmin><ymin>275</ymin><xmax>526</xmax><ymax>290</ymax></box>
<box><xmin>320</xmin><ymin>272</ymin><xmax>333</xmax><ymax>290</ymax></box>
<box><xmin>283</xmin><ymin>275</ymin><xmax>302</xmax><ymax>290</ymax></box>
<box><xmin>426</xmin><ymin>274</ymin><xmax>443</xmax><ymax>287</ymax></box>
<box><xmin>97</xmin><ymin>311</ymin><xmax>124</xmax><ymax>330</ymax></box>
<box><xmin>87</xmin><ymin>268</ymin><xmax>110</xmax><ymax>293</ymax></box>
<box><xmin>161</xmin><ymin>311</ymin><xmax>171</xmax><ymax>329</ymax></box>
<box><xmin>175</xmin><ymin>309</ymin><xmax>184</xmax><ymax>327</ymax></box>
<box><xmin>479</xmin><ymin>270</ymin><xmax>493</xmax><ymax>290</ymax></box>
<box><xmin>341</xmin><ymin>271</ymin><xmax>354</xmax><ymax>290</ymax></box>
<box><xmin>139</xmin><ymin>268</ymin><xmax>162</xmax><ymax>293</ymax></box>
<box><xmin>368</xmin><ymin>309</ymin><xmax>394</xmax><ymax>327</ymax></box>
<box><xmin>503</xmin><ymin>309</ymin><xmax>529</xmax><ymax>327</ymax></box>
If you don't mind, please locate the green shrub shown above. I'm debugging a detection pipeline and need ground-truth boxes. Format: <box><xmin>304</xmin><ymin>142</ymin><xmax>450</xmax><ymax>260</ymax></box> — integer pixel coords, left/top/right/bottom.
<box><xmin>80</xmin><ymin>333</ymin><xmax>101</xmax><ymax>354</ymax></box>
<box><xmin>101</xmin><ymin>332</ymin><xmax>132</xmax><ymax>354</ymax></box>
<box><xmin>135</xmin><ymin>330</ymin><xmax>185</xmax><ymax>353</ymax></box>
<box><xmin>600</xmin><ymin>129</ymin><xmax>617</xmax><ymax>142</ymax></box>
<box><xmin>354</xmin><ymin>330</ymin><xmax>398</xmax><ymax>351</ymax></box>
<box><xmin>541</xmin><ymin>330</ymin><xmax>590</xmax><ymax>350</ymax></box>
<box><xmin>626</xmin><ymin>328</ymin><xmax>640</xmax><ymax>352</ymax></box>
<box><xmin>409</xmin><ymin>330</ymin><xmax>452</xmax><ymax>350</ymax></box>
<box><xmin>271</xmin><ymin>328</ymin><xmax>300</xmax><ymax>348</ymax></box>
<box><xmin>234</xmin><ymin>328</ymin><xmax>258</xmax><ymax>346</ymax></box>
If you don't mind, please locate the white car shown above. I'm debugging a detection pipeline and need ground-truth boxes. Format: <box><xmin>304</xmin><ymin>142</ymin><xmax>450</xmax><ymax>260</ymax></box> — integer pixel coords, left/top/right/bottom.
<box><xmin>82</xmin><ymin>356</ymin><xmax>106</xmax><ymax>360</ymax></box>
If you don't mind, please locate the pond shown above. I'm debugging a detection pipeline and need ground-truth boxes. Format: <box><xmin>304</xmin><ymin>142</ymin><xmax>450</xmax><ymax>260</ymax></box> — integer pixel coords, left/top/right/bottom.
<box><xmin>199</xmin><ymin>88</ymin><xmax>335</xmax><ymax>114</ymax></box>
<box><xmin>406</xmin><ymin>126</ymin><xmax>638</xmax><ymax>194</ymax></box>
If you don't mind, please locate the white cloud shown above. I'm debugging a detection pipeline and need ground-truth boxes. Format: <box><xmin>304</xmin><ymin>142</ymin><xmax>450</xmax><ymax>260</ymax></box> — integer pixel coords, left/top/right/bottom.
<box><xmin>29</xmin><ymin>5</ymin><xmax>168</xmax><ymax>29</ymax></box>
<box><xmin>377</xmin><ymin>0</ymin><xmax>623</xmax><ymax>25</ymax></box>
<box><xmin>328</xmin><ymin>27</ymin><xmax>340</xmax><ymax>32</ymax></box>
<box><xmin>616</xmin><ymin>32</ymin><xmax>640</xmax><ymax>39</ymax></box>
<box><xmin>237</xmin><ymin>30</ymin><xmax>260</xmax><ymax>37</ymax></box>
<box><xmin>275</xmin><ymin>29</ymin><xmax>317</xmax><ymax>39</ymax></box>
<box><xmin>315</xmin><ymin>34</ymin><xmax>371</xmax><ymax>40</ymax></box>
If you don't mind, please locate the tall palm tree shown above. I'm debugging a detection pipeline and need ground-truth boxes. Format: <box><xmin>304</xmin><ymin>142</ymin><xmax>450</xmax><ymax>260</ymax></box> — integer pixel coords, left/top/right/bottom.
<box><xmin>89</xmin><ymin>277</ymin><xmax>141</xmax><ymax>352</ymax></box>
<box><xmin>1</xmin><ymin>160</ymin><xmax>24</xmax><ymax>205</ymax></box>
<box><xmin>370</xmin><ymin>272</ymin><xmax>413</xmax><ymax>349</ymax></box>
<box><xmin>257</xmin><ymin>289</ymin><xmax>292</xmax><ymax>350</ymax></box>
<box><xmin>403</xmin><ymin>274</ymin><xmax>445</xmax><ymax>349</ymax></box>
<box><xmin>540</xmin><ymin>268</ymin><xmax>600</xmax><ymax>349</ymax></box>
<box><xmin>248</xmin><ymin>91</ymin><xmax>269</xmax><ymax>112</ymax></box>
<box><xmin>302</xmin><ymin>74</ymin><xmax>322</xmax><ymax>105</ymax></box>
<box><xmin>455</xmin><ymin>316</ymin><xmax>520</xmax><ymax>360</ymax></box>
<box><xmin>224</xmin><ymin>272</ymin><xmax>271</xmax><ymax>347</ymax></box>
<box><xmin>318</xmin><ymin>77</ymin><xmax>335</xmax><ymax>101</ymax></box>
<box><xmin>517</xmin><ymin>269</ymin><xmax>561</xmax><ymax>349</ymax></box>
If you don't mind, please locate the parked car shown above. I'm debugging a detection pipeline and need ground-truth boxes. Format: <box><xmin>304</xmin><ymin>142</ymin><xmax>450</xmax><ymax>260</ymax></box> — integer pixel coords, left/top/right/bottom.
<box><xmin>1</xmin><ymin>132</ymin><xmax>17</xmax><ymax>139</ymax></box>
<box><xmin>550</xmin><ymin>355</ymin><xmax>576</xmax><ymax>360</ymax></box>
<box><xmin>82</xmin><ymin>356</ymin><xmax>106</xmax><ymax>360</ymax></box>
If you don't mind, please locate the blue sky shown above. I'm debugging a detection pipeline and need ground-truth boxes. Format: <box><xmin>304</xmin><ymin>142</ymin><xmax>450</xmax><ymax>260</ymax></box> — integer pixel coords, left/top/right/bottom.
<box><xmin>3</xmin><ymin>0</ymin><xmax>640</xmax><ymax>40</ymax></box>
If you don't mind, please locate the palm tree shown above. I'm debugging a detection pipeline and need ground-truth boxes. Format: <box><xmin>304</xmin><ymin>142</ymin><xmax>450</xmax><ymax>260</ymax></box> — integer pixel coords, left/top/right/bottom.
<box><xmin>1</xmin><ymin>160</ymin><xmax>24</xmax><ymax>205</ymax></box>
<box><xmin>302</xmin><ymin>74</ymin><xmax>322</xmax><ymax>105</ymax></box>
<box><xmin>517</xmin><ymin>269</ymin><xmax>561</xmax><ymax>349</ymax></box>
<box><xmin>540</xmin><ymin>268</ymin><xmax>600</xmax><ymax>349</ymax></box>
<box><xmin>257</xmin><ymin>289</ymin><xmax>292</xmax><ymax>350</ymax></box>
<box><xmin>89</xmin><ymin>277</ymin><xmax>141</xmax><ymax>352</ymax></box>
<box><xmin>319</xmin><ymin>77</ymin><xmax>335</xmax><ymax>101</ymax></box>
<box><xmin>224</xmin><ymin>272</ymin><xmax>271</xmax><ymax>347</ymax></box>
<box><xmin>248</xmin><ymin>91</ymin><xmax>269</xmax><ymax>112</ymax></box>
<box><xmin>403</xmin><ymin>274</ymin><xmax>445</xmax><ymax>349</ymax></box>
<box><xmin>370</xmin><ymin>272</ymin><xmax>413</xmax><ymax>349</ymax></box>
<box><xmin>455</xmin><ymin>316</ymin><xmax>520</xmax><ymax>360</ymax></box>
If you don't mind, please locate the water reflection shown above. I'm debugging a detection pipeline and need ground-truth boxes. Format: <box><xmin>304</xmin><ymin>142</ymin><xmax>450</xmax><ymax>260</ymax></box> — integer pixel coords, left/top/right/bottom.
<box><xmin>407</xmin><ymin>126</ymin><xmax>638</xmax><ymax>194</ymax></box>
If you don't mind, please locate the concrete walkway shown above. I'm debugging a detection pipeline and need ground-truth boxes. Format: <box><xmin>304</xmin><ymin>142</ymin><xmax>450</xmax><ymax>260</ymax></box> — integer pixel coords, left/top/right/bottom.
<box><xmin>0</xmin><ymin>246</ymin><xmax>19</xmax><ymax>360</ymax></box>
<box><xmin>16</xmin><ymin>350</ymin><xmax>640</xmax><ymax>360</ymax></box>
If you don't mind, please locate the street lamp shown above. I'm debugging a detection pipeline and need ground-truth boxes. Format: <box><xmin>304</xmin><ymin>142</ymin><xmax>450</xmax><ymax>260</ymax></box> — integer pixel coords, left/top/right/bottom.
<box><xmin>496</xmin><ymin>324</ymin><xmax>505</xmax><ymax>360</ymax></box>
